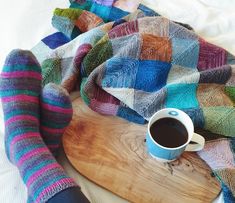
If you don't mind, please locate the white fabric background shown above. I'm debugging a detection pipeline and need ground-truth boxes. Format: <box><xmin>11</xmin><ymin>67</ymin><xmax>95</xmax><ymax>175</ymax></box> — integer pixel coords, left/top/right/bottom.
<box><xmin>0</xmin><ymin>0</ymin><xmax>69</xmax><ymax>68</ymax></box>
<box><xmin>1</xmin><ymin>0</ymin><xmax>234</xmax><ymax>202</ymax></box>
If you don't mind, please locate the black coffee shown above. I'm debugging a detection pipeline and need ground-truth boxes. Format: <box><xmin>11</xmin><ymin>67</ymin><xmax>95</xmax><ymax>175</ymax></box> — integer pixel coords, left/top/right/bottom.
<box><xmin>150</xmin><ymin>118</ymin><xmax>188</xmax><ymax>148</ymax></box>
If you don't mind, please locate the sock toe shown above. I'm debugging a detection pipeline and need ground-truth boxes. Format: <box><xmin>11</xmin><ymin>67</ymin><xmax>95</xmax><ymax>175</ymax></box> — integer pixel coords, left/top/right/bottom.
<box><xmin>3</xmin><ymin>49</ymin><xmax>41</xmax><ymax>69</ymax></box>
<box><xmin>40</xmin><ymin>83</ymin><xmax>73</xmax><ymax>156</ymax></box>
<box><xmin>41</xmin><ymin>83</ymin><xmax>73</xmax><ymax>122</ymax></box>
<box><xmin>42</xmin><ymin>83</ymin><xmax>71</xmax><ymax>107</ymax></box>
<box><xmin>0</xmin><ymin>50</ymin><xmax>42</xmax><ymax>98</ymax></box>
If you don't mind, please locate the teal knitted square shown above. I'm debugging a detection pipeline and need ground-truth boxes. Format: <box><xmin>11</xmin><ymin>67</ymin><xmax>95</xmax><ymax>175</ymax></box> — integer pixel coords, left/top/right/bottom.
<box><xmin>52</xmin><ymin>15</ymin><xmax>75</xmax><ymax>39</ymax></box>
<box><xmin>166</xmin><ymin>83</ymin><xmax>199</xmax><ymax>109</ymax></box>
<box><xmin>90</xmin><ymin>2</ymin><xmax>111</xmax><ymax>22</ymax></box>
<box><xmin>70</xmin><ymin>1</ymin><xmax>93</xmax><ymax>10</ymax></box>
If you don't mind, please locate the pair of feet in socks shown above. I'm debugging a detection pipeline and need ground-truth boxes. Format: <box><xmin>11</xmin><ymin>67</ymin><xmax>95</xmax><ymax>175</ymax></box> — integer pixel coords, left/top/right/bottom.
<box><xmin>0</xmin><ymin>50</ymin><xmax>89</xmax><ymax>203</ymax></box>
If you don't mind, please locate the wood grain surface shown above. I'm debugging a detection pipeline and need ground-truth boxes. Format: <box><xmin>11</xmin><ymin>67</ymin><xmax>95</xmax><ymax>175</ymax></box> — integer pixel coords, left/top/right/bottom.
<box><xmin>63</xmin><ymin>97</ymin><xmax>220</xmax><ymax>203</ymax></box>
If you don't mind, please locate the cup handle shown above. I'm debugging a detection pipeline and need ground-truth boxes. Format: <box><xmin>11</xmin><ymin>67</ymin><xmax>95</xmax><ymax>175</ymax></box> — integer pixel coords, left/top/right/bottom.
<box><xmin>185</xmin><ymin>133</ymin><xmax>205</xmax><ymax>152</ymax></box>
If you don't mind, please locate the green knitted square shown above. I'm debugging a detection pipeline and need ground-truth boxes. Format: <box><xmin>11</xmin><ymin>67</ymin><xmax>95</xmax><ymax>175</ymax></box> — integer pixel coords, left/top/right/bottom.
<box><xmin>41</xmin><ymin>58</ymin><xmax>62</xmax><ymax>87</ymax></box>
<box><xmin>80</xmin><ymin>78</ymin><xmax>90</xmax><ymax>105</ymax></box>
<box><xmin>225</xmin><ymin>86</ymin><xmax>235</xmax><ymax>103</ymax></box>
<box><xmin>203</xmin><ymin>107</ymin><xmax>235</xmax><ymax>137</ymax></box>
<box><xmin>54</xmin><ymin>8</ymin><xmax>83</xmax><ymax>21</ymax></box>
<box><xmin>83</xmin><ymin>35</ymin><xmax>113</xmax><ymax>75</ymax></box>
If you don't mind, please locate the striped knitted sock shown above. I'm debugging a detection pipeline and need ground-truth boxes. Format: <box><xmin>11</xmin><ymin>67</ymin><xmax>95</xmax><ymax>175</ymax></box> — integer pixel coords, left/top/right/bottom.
<box><xmin>40</xmin><ymin>83</ymin><xmax>73</xmax><ymax>157</ymax></box>
<box><xmin>0</xmin><ymin>49</ymin><xmax>77</xmax><ymax>203</ymax></box>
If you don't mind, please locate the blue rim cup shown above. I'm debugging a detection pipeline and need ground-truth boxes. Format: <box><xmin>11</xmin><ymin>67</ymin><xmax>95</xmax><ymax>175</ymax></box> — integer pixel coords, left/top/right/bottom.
<box><xmin>146</xmin><ymin>108</ymin><xmax>205</xmax><ymax>162</ymax></box>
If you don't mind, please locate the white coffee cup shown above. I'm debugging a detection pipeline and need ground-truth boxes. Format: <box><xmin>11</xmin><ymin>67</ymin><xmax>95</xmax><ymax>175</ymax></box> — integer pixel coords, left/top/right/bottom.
<box><xmin>146</xmin><ymin>108</ymin><xmax>205</xmax><ymax>162</ymax></box>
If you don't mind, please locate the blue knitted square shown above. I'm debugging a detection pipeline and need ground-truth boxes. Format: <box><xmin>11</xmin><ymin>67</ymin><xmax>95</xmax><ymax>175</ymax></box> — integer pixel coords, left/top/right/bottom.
<box><xmin>109</xmin><ymin>6</ymin><xmax>129</xmax><ymax>21</ymax></box>
<box><xmin>42</xmin><ymin>32</ymin><xmax>70</xmax><ymax>49</ymax></box>
<box><xmin>116</xmin><ymin>105</ymin><xmax>146</xmax><ymax>124</ymax></box>
<box><xmin>172</xmin><ymin>38</ymin><xmax>199</xmax><ymax>68</ymax></box>
<box><xmin>102</xmin><ymin>57</ymin><xmax>138</xmax><ymax>88</ymax></box>
<box><xmin>138</xmin><ymin>4</ymin><xmax>160</xmax><ymax>17</ymax></box>
<box><xmin>181</xmin><ymin>108</ymin><xmax>204</xmax><ymax>128</ymax></box>
<box><xmin>166</xmin><ymin>83</ymin><xmax>199</xmax><ymax>109</ymax></box>
<box><xmin>134</xmin><ymin>60</ymin><xmax>171</xmax><ymax>92</ymax></box>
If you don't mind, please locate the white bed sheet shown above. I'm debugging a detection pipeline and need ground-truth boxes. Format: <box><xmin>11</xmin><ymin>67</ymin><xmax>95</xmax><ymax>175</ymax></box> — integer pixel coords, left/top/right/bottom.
<box><xmin>1</xmin><ymin>0</ymin><xmax>235</xmax><ymax>202</ymax></box>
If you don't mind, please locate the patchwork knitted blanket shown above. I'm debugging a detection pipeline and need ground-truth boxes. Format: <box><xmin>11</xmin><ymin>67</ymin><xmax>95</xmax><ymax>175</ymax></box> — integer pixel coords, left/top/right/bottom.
<box><xmin>30</xmin><ymin>0</ymin><xmax>235</xmax><ymax>202</ymax></box>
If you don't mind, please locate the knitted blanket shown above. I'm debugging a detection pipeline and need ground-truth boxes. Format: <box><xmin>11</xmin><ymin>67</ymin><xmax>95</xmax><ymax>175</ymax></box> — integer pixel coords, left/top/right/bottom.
<box><xmin>31</xmin><ymin>0</ymin><xmax>235</xmax><ymax>202</ymax></box>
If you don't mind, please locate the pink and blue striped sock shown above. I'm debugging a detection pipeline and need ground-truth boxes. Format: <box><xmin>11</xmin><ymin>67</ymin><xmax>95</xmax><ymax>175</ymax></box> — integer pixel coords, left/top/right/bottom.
<box><xmin>0</xmin><ymin>49</ymin><xmax>78</xmax><ymax>203</ymax></box>
<box><xmin>40</xmin><ymin>83</ymin><xmax>73</xmax><ymax>157</ymax></box>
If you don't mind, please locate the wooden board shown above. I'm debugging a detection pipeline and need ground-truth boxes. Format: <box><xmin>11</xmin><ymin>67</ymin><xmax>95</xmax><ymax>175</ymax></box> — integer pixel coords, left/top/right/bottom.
<box><xmin>63</xmin><ymin>97</ymin><xmax>220</xmax><ymax>203</ymax></box>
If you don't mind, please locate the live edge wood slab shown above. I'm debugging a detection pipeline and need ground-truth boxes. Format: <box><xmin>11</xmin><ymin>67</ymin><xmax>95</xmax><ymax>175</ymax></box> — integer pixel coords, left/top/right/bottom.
<box><xmin>63</xmin><ymin>97</ymin><xmax>220</xmax><ymax>203</ymax></box>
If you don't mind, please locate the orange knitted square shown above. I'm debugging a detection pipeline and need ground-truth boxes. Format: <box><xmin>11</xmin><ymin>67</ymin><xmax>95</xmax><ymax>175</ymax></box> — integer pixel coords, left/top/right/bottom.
<box><xmin>140</xmin><ymin>34</ymin><xmax>172</xmax><ymax>62</ymax></box>
<box><xmin>75</xmin><ymin>11</ymin><xmax>103</xmax><ymax>33</ymax></box>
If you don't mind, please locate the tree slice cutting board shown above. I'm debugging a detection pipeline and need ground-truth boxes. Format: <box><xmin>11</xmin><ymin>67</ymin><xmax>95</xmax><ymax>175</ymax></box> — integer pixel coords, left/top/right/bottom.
<box><xmin>63</xmin><ymin>97</ymin><xmax>220</xmax><ymax>203</ymax></box>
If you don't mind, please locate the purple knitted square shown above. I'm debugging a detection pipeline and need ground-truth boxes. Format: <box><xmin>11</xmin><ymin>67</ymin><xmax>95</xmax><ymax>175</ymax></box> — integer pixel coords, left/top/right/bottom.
<box><xmin>197</xmin><ymin>38</ymin><xmax>227</xmax><ymax>71</ymax></box>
